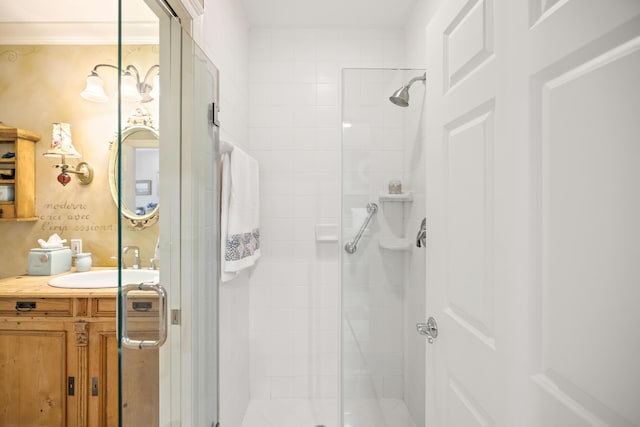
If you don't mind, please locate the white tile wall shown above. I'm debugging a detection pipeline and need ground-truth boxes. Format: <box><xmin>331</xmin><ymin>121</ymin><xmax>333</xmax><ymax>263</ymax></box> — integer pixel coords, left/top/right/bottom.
<box><xmin>248</xmin><ymin>28</ymin><xmax>406</xmax><ymax>401</ymax></box>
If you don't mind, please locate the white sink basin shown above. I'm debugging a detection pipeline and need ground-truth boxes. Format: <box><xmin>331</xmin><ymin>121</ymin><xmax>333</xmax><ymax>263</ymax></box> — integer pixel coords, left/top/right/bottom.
<box><xmin>48</xmin><ymin>269</ymin><xmax>159</xmax><ymax>289</ymax></box>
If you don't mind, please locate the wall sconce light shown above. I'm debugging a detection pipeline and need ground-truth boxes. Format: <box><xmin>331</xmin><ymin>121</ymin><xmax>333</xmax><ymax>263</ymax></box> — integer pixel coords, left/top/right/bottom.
<box><xmin>80</xmin><ymin>64</ymin><xmax>160</xmax><ymax>104</ymax></box>
<box><xmin>44</xmin><ymin>123</ymin><xmax>94</xmax><ymax>186</ymax></box>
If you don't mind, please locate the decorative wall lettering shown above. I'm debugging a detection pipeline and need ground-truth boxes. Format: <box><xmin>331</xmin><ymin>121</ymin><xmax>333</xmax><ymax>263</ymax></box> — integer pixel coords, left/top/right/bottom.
<box><xmin>38</xmin><ymin>199</ymin><xmax>116</xmax><ymax>235</ymax></box>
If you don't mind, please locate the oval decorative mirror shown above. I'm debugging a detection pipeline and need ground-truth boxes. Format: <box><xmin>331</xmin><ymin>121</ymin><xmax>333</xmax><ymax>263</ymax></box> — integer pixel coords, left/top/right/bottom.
<box><xmin>108</xmin><ymin>108</ymin><xmax>159</xmax><ymax>229</ymax></box>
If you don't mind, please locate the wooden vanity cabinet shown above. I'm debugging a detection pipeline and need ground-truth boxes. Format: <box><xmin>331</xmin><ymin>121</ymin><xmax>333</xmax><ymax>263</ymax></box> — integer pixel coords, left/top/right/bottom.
<box><xmin>0</xmin><ymin>124</ymin><xmax>40</xmax><ymax>221</ymax></box>
<box><xmin>0</xmin><ymin>285</ymin><xmax>159</xmax><ymax>427</ymax></box>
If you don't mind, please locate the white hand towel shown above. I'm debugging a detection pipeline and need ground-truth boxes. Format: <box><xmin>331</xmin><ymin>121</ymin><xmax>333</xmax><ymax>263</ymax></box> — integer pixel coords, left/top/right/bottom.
<box><xmin>220</xmin><ymin>145</ymin><xmax>260</xmax><ymax>282</ymax></box>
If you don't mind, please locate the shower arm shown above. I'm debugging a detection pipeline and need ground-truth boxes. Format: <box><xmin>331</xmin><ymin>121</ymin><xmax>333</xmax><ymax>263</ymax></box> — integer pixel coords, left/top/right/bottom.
<box><xmin>344</xmin><ymin>202</ymin><xmax>378</xmax><ymax>254</ymax></box>
<box><xmin>405</xmin><ymin>72</ymin><xmax>426</xmax><ymax>88</ymax></box>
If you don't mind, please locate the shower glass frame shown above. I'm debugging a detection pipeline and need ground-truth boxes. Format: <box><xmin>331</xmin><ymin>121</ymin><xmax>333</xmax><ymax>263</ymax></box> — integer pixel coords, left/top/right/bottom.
<box><xmin>341</xmin><ymin>67</ymin><xmax>427</xmax><ymax>427</ymax></box>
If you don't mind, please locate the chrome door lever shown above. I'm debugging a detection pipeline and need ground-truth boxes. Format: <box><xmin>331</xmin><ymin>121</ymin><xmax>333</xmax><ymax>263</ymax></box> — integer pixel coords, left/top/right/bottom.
<box><xmin>416</xmin><ymin>317</ymin><xmax>438</xmax><ymax>343</ymax></box>
<box><xmin>416</xmin><ymin>217</ymin><xmax>426</xmax><ymax>247</ymax></box>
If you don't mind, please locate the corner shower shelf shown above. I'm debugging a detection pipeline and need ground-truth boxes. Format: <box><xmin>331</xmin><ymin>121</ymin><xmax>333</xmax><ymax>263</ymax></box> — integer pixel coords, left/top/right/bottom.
<box><xmin>379</xmin><ymin>238</ymin><xmax>412</xmax><ymax>251</ymax></box>
<box><xmin>378</xmin><ymin>191</ymin><xmax>413</xmax><ymax>203</ymax></box>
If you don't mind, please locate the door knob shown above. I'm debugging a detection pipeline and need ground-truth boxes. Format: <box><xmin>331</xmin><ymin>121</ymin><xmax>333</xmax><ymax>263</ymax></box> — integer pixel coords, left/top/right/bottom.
<box><xmin>416</xmin><ymin>316</ymin><xmax>438</xmax><ymax>343</ymax></box>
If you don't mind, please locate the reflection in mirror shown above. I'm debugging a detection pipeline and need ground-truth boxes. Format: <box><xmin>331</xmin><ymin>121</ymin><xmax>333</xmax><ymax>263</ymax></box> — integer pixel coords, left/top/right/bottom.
<box><xmin>109</xmin><ymin>107</ymin><xmax>159</xmax><ymax>229</ymax></box>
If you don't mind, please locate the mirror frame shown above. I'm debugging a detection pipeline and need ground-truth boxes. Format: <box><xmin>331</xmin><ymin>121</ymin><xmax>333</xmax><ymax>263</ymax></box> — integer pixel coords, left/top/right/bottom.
<box><xmin>108</xmin><ymin>114</ymin><xmax>159</xmax><ymax>230</ymax></box>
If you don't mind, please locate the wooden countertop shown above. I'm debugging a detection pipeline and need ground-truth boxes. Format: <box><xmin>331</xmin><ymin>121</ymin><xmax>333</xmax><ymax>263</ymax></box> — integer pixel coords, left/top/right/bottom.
<box><xmin>0</xmin><ymin>268</ymin><xmax>118</xmax><ymax>298</ymax></box>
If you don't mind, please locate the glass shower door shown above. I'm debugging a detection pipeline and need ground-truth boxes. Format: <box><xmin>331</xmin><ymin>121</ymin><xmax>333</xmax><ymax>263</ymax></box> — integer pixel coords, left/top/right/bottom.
<box><xmin>116</xmin><ymin>1</ymin><xmax>166</xmax><ymax>426</ymax></box>
<box><xmin>341</xmin><ymin>68</ymin><xmax>426</xmax><ymax>427</ymax></box>
<box><xmin>117</xmin><ymin>1</ymin><xmax>220</xmax><ymax>425</ymax></box>
<box><xmin>177</xmin><ymin>27</ymin><xmax>221</xmax><ymax>427</ymax></box>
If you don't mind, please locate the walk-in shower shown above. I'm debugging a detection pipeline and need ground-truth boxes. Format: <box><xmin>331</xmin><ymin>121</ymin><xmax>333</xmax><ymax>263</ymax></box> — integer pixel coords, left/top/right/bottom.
<box><xmin>342</xmin><ymin>68</ymin><xmax>426</xmax><ymax>427</ymax></box>
<box><xmin>389</xmin><ymin>72</ymin><xmax>426</xmax><ymax>107</ymax></box>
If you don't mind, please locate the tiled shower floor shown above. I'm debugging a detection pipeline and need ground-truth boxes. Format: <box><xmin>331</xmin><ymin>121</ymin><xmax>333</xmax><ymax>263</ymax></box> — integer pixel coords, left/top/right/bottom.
<box><xmin>344</xmin><ymin>398</ymin><xmax>417</xmax><ymax>427</ymax></box>
<box><xmin>240</xmin><ymin>398</ymin><xmax>416</xmax><ymax>427</ymax></box>
<box><xmin>241</xmin><ymin>399</ymin><xmax>338</xmax><ymax>427</ymax></box>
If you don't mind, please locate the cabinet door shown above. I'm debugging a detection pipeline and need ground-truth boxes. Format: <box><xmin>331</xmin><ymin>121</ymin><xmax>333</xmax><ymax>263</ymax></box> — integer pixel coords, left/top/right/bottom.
<box><xmin>0</xmin><ymin>321</ymin><xmax>75</xmax><ymax>427</ymax></box>
<box><xmin>88</xmin><ymin>321</ymin><xmax>159</xmax><ymax>427</ymax></box>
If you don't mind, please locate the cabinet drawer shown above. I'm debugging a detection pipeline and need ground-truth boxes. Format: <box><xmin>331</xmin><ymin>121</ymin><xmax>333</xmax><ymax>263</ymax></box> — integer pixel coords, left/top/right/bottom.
<box><xmin>0</xmin><ymin>298</ymin><xmax>73</xmax><ymax>316</ymax></box>
<box><xmin>92</xmin><ymin>298</ymin><xmax>116</xmax><ymax>317</ymax></box>
<box><xmin>91</xmin><ymin>296</ymin><xmax>159</xmax><ymax>317</ymax></box>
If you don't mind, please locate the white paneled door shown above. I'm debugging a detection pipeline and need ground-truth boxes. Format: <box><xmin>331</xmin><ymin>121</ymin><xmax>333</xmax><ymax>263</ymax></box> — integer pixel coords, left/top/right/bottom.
<box><xmin>425</xmin><ymin>1</ymin><xmax>640</xmax><ymax>426</ymax></box>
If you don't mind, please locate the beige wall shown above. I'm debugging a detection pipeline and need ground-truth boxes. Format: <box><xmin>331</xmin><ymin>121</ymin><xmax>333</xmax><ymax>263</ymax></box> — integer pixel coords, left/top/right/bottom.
<box><xmin>0</xmin><ymin>44</ymin><xmax>159</xmax><ymax>278</ymax></box>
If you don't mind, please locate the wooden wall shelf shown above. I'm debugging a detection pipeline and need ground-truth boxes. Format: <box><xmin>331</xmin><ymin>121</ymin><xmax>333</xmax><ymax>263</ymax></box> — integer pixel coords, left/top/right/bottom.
<box><xmin>0</xmin><ymin>125</ymin><xmax>41</xmax><ymax>221</ymax></box>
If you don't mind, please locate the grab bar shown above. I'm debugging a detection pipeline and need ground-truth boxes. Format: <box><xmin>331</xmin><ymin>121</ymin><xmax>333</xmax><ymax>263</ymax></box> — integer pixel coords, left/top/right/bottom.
<box><xmin>344</xmin><ymin>202</ymin><xmax>378</xmax><ymax>254</ymax></box>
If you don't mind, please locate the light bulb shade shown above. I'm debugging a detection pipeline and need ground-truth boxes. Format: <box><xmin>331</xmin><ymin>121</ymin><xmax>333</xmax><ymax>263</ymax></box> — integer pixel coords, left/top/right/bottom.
<box><xmin>121</xmin><ymin>72</ymin><xmax>142</xmax><ymax>103</ymax></box>
<box><xmin>80</xmin><ymin>74</ymin><xmax>108</xmax><ymax>103</ymax></box>
<box><xmin>45</xmin><ymin>123</ymin><xmax>81</xmax><ymax>158</ymax></box>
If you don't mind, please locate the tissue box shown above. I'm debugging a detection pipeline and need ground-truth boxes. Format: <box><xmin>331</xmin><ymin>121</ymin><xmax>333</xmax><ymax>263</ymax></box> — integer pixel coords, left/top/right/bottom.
<box><xmin>0</xmin><ymin>185</ymin><xmax>14</xmax><ymax>201</ymax></box>
<box><xmin>28</xmin><ymin>247</ymin><xmax>72</xmax><ymax>276</ymax></box>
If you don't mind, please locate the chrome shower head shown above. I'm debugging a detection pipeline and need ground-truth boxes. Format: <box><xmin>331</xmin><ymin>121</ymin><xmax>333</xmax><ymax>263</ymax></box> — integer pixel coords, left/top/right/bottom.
<box><xmin>389</xmin><ymin>86</ymin><xmax>411</xmax><ymax>107</ymax></box>
<box><xmin>389</xmin><ymin>72</ymin><xmax>426</xmax><ymax>107</ymax></box>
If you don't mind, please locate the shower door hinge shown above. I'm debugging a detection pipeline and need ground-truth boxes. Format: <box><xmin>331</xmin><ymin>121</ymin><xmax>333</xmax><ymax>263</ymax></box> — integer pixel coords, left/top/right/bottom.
<box><xmin>171</xmin><ymin>309</ymin><xmax>181</xmax><ymax>325</ymax></box>
<box><xmin>209</xmin><ymin>102</ymin><xmax>220</xmax><ymax>128</ymax></box>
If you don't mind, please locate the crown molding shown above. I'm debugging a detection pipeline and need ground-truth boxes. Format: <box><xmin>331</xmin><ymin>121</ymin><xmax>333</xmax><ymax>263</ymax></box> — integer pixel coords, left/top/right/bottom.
<box><xmin>0</xmin><ymin>22</ymin><xmax>158</xmax><ymax>45</ymax></box>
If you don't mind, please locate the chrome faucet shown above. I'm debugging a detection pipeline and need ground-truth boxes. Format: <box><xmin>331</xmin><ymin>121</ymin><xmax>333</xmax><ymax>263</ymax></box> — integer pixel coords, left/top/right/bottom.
<box><xmin>122</xmin><ymin>246</ymin><xmax>141</xmax><ymax>269</ymax></box>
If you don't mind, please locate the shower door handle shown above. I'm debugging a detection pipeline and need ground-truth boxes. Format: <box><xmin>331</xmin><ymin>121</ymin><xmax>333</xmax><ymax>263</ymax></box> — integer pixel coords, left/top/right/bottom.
<box><xmin>121</xmin><ymin>282</ymin><xmax>167</xmax><ymax>350</ymax></box>
<box><xmin>416</xmin><ymin>317</ymin><xmax>438</xmax><ymax>343</ymax></box>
